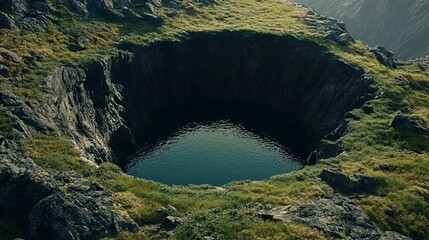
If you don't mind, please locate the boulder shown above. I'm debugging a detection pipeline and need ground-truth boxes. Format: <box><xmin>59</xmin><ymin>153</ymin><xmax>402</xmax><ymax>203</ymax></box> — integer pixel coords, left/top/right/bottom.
<box><xmin>161</xmin><ymin>216</ymin><xmax>183</xmax><ymax>231</ymax></box>
<box><xmin>145</xmin><ymin>2</ymin><xmax>159</xmax><ymax>15</ymax></box>
<box><xmin>32</xmin><ymin>1</ymin><xmax>51</xmax><ymax>13</ymax></box>
<box><xmin>29</xmin><ymin>190</ymin><xmax>137</xmax><ymax>240</ymax></box>
<box><xmin>119</xmin><ymin>0</ymin><xmax>133</xmax><ymax>7</ymax></box>
<box><xmin>0</xmin><ymin>156</ymin><xmax>137</xmax><ymax>240</ymax></box>
<box><xmin>319</xmin><ymin>169</ymin><xmax>354</xmax><ymax>192</ymax></box>
<box><xmin>260</xmin><ymin>195</ymin><xmax>383</xmax><ymax>239</ymax></box>
<box><xmin>371</xmin><ymin>45</ymin><xmax>397</xmax><ymax>68</ymax></box>
<box><xmin>148</xmin><ymin>0</ymin><xmax>162</xmax><ymax>7</ymax></box>
<box><xmin>122</xmin><ymin>7</ymin><xmax>143</xmax><ymax>21</ymax></box>
<box><xmin>71</xmin><ymin>0</ymin><xmax>89</xmax><ymax>17</ymax></box>
<box><xmin>143</xmin><ymin>13</ymin><xmax>164</xmax><ymax>26</ymax></box>
<box><xmin>390</xmin><ymin>114</ymin><xmax>429</xmax><ymax>139</ymax></box>
<box><xmin>0</xmin><ymin>64</ymin><xmax>10</xmax><ymax>77</ymax></box>
<box><xmin>379</xmin><ymin>231</ymin><xmax>411</xmax><ymax>240</ymax></box>
<box><xmin>0</xmin><ymin>12</ymin><xmax>15</xmax><ymax>29</ymax></box>
<box><xmin>2</xmin><ymin>0</ymin><xmax>28</xmax><ymax>14</ymax></box>
<box><xmin>0</xmin><ymin>47</ymin><xmax>22</xmax><ymax>63</ymax></box>
<box><xmin>319</xmin><ymin>169</ymin><xmax>377</xmax><ymax>193</ymax></box>
<box><xmin>16</xmin><ymin>15</ymin><xmax>51</xmax><ymax>32</ymax></box>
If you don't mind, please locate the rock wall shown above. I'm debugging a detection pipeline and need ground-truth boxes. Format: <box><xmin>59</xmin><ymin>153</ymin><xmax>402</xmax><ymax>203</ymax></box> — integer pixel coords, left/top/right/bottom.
<box><xmin>44</xmin><ymin>31</ymin><xmax>377</xmax><ymax>165</ymax></box>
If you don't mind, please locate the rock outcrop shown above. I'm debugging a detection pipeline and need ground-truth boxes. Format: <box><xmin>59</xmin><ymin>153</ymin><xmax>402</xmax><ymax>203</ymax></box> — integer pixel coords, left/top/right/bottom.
<box><xmin>319</xmin><ymin>169</ymin><xmax>378</xmax><ymax>193</ymax></box>
<box><xmin>259</xmin><ymin>195</ymin><xmax>410</xmax><ymax>240</ymax></box>
<box><xmin>261</xmin><ymin>195</ymin><xmax>381</xmax><ymax>239</ymax></box>
<box><xmin>390</xmin><ymin>113</ymin><xmax>429</xmax><ymax>139</ymax></box>
<box><xmin>0</xmin><ymin>154</ymin><xmax>137</xmax><ymax>240</ymax></box>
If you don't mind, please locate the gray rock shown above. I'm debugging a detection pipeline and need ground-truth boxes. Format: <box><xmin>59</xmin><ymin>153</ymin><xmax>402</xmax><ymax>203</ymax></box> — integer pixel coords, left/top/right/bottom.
<box><xmin>0</xmin><ymin>156</ymin><xmax>137</xmax><ymax>240</ymax></box>
<box><xmin>71</xmin><ymin>0</ymin><xmax>89</xmax><ymax>17</ymax></box>
<box><xmin>161</xmin><ymin>216</ymin><xmax>183</xmax><ymax>231</ymax></box>
<box><xmin>148</xmin><ymin>0</ymin><xmax>162</xmax><ymax>7</ymax></box>
<box><xmin>261</xmin><ymin>195</ymin><xmax>383</xmax><ymax>239</ymax></box>
<box><xmin>87</xmin><ymin>0</ymin><xmax>114</xmax><ymax>11</ymax></box>
<box><xmin>16</xmin><ymin>15</ymin><xmax>51</xmax><ymax>32</ymax></box>
<box><xmin>143</xmin><ymin>13</ymin><xmax>164</xmax><ymax>26</ymax></box>
<box><xmin>0</xmin><ymin>47</ymin><xmax>22</xmax><ymax>63</ymax></box>
<box><xmin>119</xmin><ymin>0</ymin><xmax>133</xmax><ymax>7</ymax></box>
<box><xmin>0</xmin><ymin>12</ymin><xmax>15</xmax><ymax>29</ymax></box>
<box><xmin>32</xmin><ymin>1</ymin><xmax>51</xmax><ymax>13</ymax></box>
<box><xmin>390</xmin><ymin>114</ymin><xmax>429</xmax><ymax>139</ymax></box>
<box><xmin>379</xmin><ymin>231</ymin><xmax>411</xmax><ymax>240</ymax></box>
<box><xmin>146</xmin><ymin>2</ymin><xmax>159</xmax><ymax>15</ymax></box>
<box><xmin>3</xmin><ymin>0</ymin><xmax>28</xmax><ymax>14</ymax></box>
<box><xmin>319</xmin><ymin>169</ymin><xmax>378</xmax><ymax>193</ymax></box>
<box><xmin>0</xmin><ymin>64</ymin><xmax>10</xmax><ymax>77</ymax></box>
<box><xmin>371</xmin><ymin>45</ymin><xmax>397</xmax><ymax>68</ymax></box>
<box><xmin>122</xmin><ymin>7</ymin><xmax>143</xmax><ymax>21</ymax></box>
<box><xmin>319</xmin><ymin>169</ymin><xmax>354</xmax><ymax>191</ymax></box>
<box><xmin>168</xmin><ymin>1</ymin><xmax>180</xmax><ymax>9</ymax></box>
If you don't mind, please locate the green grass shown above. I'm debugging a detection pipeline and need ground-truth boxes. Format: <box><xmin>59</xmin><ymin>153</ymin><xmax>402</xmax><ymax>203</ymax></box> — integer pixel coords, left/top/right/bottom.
<box><xmin>2</xmin><ymin>0</ymin><xmax>429</xmax><ymax>239</ymax></box>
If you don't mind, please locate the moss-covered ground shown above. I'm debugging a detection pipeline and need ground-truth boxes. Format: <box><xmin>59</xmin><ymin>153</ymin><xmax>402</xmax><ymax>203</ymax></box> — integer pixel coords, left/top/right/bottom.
<box><xmin>1</xmin><ymin>0</ymin><xmax>428</xmax><ymax>239</ymax></box>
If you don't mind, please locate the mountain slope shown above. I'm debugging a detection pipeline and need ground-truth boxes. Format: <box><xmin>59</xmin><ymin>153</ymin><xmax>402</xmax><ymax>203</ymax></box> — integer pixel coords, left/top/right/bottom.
<box><xmin>293</xmin><ymin>0</ymin><xmax>429</xmax><ymax>59</ymax></box>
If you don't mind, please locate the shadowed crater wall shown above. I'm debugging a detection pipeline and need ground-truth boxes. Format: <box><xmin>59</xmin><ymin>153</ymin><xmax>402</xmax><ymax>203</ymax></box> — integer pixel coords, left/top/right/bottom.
<box><xmin>46</xmin><ymin>31</ymin><xmax>376</xmax><ymax>167</ymax></box>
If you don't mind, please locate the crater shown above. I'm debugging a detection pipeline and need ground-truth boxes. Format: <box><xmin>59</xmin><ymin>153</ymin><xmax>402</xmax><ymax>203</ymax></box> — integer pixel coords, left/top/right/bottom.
<box><xmin>48</xmin><ymin>31</ymin><xmax>376</xmax><ymax>185</ymax></box>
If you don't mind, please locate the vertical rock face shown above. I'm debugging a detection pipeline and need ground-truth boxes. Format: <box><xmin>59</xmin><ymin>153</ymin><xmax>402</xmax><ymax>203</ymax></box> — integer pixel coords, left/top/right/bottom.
<box><xmin>43</xmin><ymin>31</ymin><xmax>377</xmax><ymax>165</ymax></box>
<box><xmin>292</xmin><ymin>0</ymin><xmax>429</xmax><ymax>59</ymax></box>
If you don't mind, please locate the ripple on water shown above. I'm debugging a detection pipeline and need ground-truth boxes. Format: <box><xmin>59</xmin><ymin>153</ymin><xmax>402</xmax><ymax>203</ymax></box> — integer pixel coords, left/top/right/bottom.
<box><xmin>126</xmin><ymin>120</ymin><xmax>302</xmax><ymax>186</ymax></box>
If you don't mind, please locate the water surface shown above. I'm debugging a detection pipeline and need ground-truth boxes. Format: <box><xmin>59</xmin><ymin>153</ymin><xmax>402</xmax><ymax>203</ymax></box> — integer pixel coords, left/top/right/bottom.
<box><xmin>127</xmin><ymin>120</ymin><xmax>302</xmax><ymax>186</ymax></box>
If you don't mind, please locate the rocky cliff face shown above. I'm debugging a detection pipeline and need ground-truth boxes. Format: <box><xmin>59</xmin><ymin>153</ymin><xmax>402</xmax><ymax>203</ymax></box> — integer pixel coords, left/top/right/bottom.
<box><xmin>292</xmin><ymin>0</ymin><xmax>429</xmax><ymax>60</ymax></box>
<box><xmin>41</xmin><ymin>31</ymin><xmax>377</xmax><ymax>166</ymax></box>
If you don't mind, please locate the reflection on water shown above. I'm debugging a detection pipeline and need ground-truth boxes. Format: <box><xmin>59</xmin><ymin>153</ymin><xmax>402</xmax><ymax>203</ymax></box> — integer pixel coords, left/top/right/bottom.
<box><xmin>127</xmin><ymin>120</ymin><xmax>302</xmax><ymax>186</ymax></box>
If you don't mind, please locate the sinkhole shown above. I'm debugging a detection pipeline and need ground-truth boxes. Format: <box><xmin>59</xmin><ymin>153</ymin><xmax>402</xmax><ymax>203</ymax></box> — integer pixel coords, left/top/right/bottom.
<box><xmin>51</xmin><ymin>31</ymin><xmax>376</xmax><ymax>186</ymax></box>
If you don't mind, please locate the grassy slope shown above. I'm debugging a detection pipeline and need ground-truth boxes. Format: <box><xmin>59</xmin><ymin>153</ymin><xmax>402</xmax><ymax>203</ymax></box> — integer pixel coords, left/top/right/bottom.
<box><xmin>1</xmin><ymin>0</ymin><xmax>428</xmax><ymax>239</ymax></box>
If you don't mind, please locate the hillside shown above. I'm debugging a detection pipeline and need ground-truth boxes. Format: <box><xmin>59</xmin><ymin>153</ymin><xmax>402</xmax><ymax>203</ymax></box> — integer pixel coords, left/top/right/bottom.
<box><xmin>292</xmin><ymin>0</ymin><xmax>429</xmax><ymax>60</ymax></box>
<box><xmin>0</xmin><ymin>0</ymin><xmax>429</xmax><ymax>240</ymax></box>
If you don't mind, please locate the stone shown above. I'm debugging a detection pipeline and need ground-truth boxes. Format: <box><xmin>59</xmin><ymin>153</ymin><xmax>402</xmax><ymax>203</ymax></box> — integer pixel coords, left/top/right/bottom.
<box><xmin>0</xmin><ymin>134</ymin><xmax>5</xmax><ymax>145</ymax></box>
<box><xmin>29</xmin><ymin>191</ymin><xmax>137</xmax><ymax>239</ymax></box>
<box><xmin>119</xmin><ymin>0</ymin><xmax>133</xmax><ymax>7</ymax></box>
<box><xmin>145</xmin><ymin>2</ymin><xmax>159</xmax><ymax>15</ymax></box>
<box><xmin>160</xmin><ymin>216</ymin><xmax>183</xmax><ymax>231</ymax></box>
<box><xmin>168</xmin><ymin>1</ymin><xmax>180</xmax><ymax>9</ymax></box>
<box><xmin>319</xmin><ymin>169</ymin><xmax>354</xmax><ymax>192</ymax></box>
<box><xmin>0</xmin><ymin>47</ymin><xmax>22</xmax><ymax>63</ymax></box>
<box><xmin>166</xmin><ymin>10</ymin><xmax>178</xmax><ymax>17</ymax></box>
<box><xmin>0</xmin><ymin>12</ymin><xmax>15</xmax><ymax>29</ymax></box>
<box><xmin>16</xmin><ymin>15</ymin><xmax>51</xmax><ymax>32</ymax></box>
<box><xmin>319</xmin><ymin>169</ymin><xmax>378</xmax><ymax>193</ymax></box>
<box><xmin>379</xmin><ymin>231</ymin><xmax>411</xmax><ymax>240</ymax></box>
<box><xmin>0</xmin><ymin>156</ymin><xmax>137</xmax><ymax>240</ymax></box>
<box><xmin>32</xmin><ymin>1</ymin><xmax>50</xmax><ymax>13</ymax></box>
<box><xmin>143</xmin><ymin>13</ymin><xmax>164</xmax><ymax>26</ymax></box>
<box><xmin>362</xmin><ymin>105</ymin><xmax>375</xmax><ymax>114</ymax></box>
<box><xmin>0</xmin><ymin>64</ymin><xmax>10</xmax><ymax>77</ymax></box>
<box><xmin>122</xmin><ymin>7</ymin><xmax>143</xmax><ymax>21</ymax></box>
<box><xmin>371</xmin><ymin>45</ymin><xmax>397</xmax><ymax>68</ymax></box>
<box><xmin>354</xmin><ymin>174</ymin><xmax>378</xmax><ymax>193</ymax></box>
<box><xmin>3</xmin><ymin>0</ymin><xmax>28</xmax><ymax>14</ymax></box>
<box><xmin>148</xmin><ymin>0</ymin><xmax>162</xmax><ymax>7</ymax></box>
<box><xmin>71</xmin><ymin>0</ymin><xmax>89</xmax><ymax>17</ymax></box>
<box><xmin>261</xmin><ymin>195</ymin><xmax>384</xmax><ymax>239</ymax></box>
<box><xmin>390</xmin><ymin>114</ymin><xmax>429</xmax><ymax>139</ymax></box>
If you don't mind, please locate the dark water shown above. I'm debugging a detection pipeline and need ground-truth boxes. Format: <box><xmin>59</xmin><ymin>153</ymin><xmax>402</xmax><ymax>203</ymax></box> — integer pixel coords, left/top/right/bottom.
<box><xmin>126</xmin><ymin>120</ymin><xmax>302</xmax><ymax>186</ymax></box>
